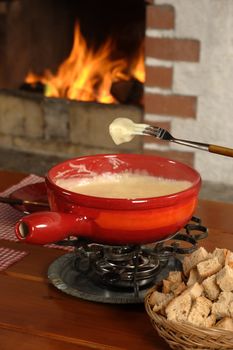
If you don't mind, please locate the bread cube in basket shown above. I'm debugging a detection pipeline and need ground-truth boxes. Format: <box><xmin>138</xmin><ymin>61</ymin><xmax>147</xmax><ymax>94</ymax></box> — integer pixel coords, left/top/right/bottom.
<box><xmin>144</xmin><ymin>247</ymin><xmax>233</xmax><ymax>350</ymax></box>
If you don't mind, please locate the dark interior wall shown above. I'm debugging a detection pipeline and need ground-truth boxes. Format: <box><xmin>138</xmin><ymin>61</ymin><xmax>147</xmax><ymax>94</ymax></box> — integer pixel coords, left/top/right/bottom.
<box><xmin>0</xmin><ymin>0</ymin><xmax>74</xmax><ymax>88</ymax></box>
<box><xmin>0</xmin><ymin>0</ymin><xmax>145</xmax><ymax>89</ymax></box>
<box><xmin>74</xmin><ymin>0</ymin><xmax>145</xmax><ymax>57</ymax></box>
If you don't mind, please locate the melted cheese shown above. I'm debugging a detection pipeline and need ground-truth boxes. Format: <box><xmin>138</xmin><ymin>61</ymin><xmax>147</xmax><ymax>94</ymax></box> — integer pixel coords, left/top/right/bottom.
<box><xmin>56</xmin><ymin>173</ymin><xmax>191</xmax><ymax>199</ymax></box>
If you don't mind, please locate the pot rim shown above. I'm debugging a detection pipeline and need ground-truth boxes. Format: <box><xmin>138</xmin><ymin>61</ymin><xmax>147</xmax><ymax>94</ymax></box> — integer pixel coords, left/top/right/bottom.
<box><xmin>45</xmin><ymin>153</ymin><xmax>201</xmax><ymax>210</ymax></box>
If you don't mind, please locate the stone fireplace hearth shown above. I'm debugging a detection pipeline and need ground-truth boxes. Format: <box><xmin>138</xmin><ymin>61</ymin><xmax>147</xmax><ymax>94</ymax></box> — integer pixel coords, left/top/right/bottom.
<box><xmin>0</xmin><ymin>89</ymin><xmax>143</xmax><ymax>160</ymax></box>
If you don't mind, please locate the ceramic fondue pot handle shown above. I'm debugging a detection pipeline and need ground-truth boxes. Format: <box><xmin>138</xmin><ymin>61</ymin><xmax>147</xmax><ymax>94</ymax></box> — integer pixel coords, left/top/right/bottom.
<box><xmin>15</xmin><ymin>211</ymin><xmax>93</xmax><ymax>244</ymax></box>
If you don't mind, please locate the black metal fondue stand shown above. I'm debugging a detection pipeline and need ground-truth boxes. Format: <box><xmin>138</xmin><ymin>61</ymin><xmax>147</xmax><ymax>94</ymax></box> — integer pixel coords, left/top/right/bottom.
<box><xmin>48</xmin><ymin>216</ymin><xmax>207</xmax><ymax>303</ymax></box>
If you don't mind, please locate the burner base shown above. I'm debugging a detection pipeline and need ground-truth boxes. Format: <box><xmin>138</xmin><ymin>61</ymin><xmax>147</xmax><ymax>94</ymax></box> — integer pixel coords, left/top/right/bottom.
<box><xmin>48</xmin><ymin>217</ymin><xmax>208</xmax><ymax>303</ymax></box>
<box><xmin>48</xmin><ymin>252</ymin><xmax>184</xmax><ymax>304</ymax></box>
<box><xmin>48</xmin><ymin>252</ymin><xmax>161</xmax><ymax>303</ymax></box>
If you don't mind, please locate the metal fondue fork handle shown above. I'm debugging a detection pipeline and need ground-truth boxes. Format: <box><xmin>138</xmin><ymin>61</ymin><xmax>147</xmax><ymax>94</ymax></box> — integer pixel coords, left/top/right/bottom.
<box><xmin>143</xmin><ymin>126</ymin><xmax>233</xmax><ymax>158</ymax></box>
<box><xmin>0</xmin><ymin>196</ymin><xmax>49</xmax><ymax>207</ymax></box>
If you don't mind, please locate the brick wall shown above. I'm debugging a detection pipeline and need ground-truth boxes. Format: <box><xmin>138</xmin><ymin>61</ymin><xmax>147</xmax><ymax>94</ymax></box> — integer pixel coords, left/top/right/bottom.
<box><xmin>144</xmin><ymin>1</ymin><xmax>200</xmax><ymax>167</ymax></box>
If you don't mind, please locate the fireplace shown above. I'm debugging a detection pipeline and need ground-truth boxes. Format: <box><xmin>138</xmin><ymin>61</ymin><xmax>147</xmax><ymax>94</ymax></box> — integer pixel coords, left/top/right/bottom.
<box><xmin>0</xmin><ymin>0</ymin><xmax>147</xmax><ymax>170</ymax></box>
<box><xmin>0</xmin><ymin>0</ymin><xmax>203</xmax><ymax>177</ymax></box>
<box><xmin>1</xmin><ymin>0</ymin><xmax>145</xmax><ymax>102</ymax></box>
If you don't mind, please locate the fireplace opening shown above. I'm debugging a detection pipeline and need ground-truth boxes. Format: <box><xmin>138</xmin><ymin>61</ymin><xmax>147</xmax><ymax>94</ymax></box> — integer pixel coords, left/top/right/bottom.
<box><xmin>1</xmin><ymin>0</ymin><xmax>146</xmax><ymax>106</ymax></box>
<box><xmin>0</xmin><ymin>0</ymin><xmax>145</xmax><ymax>176</ymax></box>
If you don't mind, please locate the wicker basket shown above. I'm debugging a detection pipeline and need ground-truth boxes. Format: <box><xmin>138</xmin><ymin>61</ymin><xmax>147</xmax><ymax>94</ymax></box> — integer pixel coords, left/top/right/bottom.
<box><xmin>145</xmin><ymin>287</ymin><xmax>233</xmax><ymax>350</ymax></box>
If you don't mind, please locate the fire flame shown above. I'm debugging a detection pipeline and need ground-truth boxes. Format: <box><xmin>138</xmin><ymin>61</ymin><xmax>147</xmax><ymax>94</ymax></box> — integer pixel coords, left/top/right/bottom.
<box><xmin>25</xmin><ymin>23</ymin><xmax>145</xmax><ymax>104</ymax></box>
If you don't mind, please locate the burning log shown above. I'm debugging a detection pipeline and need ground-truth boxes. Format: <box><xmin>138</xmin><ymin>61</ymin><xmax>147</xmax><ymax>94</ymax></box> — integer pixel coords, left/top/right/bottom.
<box><xmin>20</xmin><ymin>82</ymin><xmax>44</xmax><ymax>95</ymax></box>
<box><xmin>111</xmin><ymin>78</ymin><xmax>143</xmax><ymax>106</ymax></box>
<box><xmin>21</xmin><ymin>23</ymin><xmax>144</xmax><ymax>104</ymax></box>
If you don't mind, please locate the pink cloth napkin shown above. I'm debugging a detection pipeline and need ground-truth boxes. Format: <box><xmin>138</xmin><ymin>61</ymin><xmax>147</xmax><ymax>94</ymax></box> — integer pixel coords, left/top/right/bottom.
<box><xmin>0</xmin><ymin>174</ymin><xmax>43</xmax><ymax>242</ymax></box>
<box><xmin>0</xmin><ymin>175</ymin><xmax>40</xmax><ymax>271</ymax></box>
<box><xmin>0</xmin><ymin>174</ymin><xmax>73</xmax><ymax>272</ymax></box>
<box><xmin>0</xmin><ymin>247</ymin><xmax>29</xmax><ymax>271</ymax></box>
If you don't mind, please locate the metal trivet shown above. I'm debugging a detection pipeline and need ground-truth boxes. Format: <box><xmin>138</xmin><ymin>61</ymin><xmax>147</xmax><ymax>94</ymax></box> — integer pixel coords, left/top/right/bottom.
<box><xmin>48</xmin><ymin>216</ymin><xmax>208</xmax><ymax>304</ymax></box>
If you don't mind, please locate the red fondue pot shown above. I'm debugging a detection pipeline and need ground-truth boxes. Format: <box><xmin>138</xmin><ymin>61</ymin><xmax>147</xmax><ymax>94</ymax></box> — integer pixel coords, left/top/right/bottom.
<box><xmin>15</xmin><ymin>153</ymin><xmax>201</xmax><ymax>245</ymax></box>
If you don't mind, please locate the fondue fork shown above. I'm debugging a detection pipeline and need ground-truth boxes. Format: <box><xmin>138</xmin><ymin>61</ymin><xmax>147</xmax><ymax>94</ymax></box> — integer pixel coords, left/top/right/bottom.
<box><xmin>141</xmin><ymin>125</ymin><xmax>233</xmax><ymax>158</ymax></box>
<box><xmin>0</xmin><ymin>196</ymin><xmax>49</xmax><ymax>208</ymax></box>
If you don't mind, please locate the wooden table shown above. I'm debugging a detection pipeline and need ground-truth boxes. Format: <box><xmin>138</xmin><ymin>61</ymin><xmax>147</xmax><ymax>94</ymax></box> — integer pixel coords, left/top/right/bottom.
<box><xmin>0</xmin><ymin>169</ymin><xmax>233</xmax><ymax>350</ymax></box>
